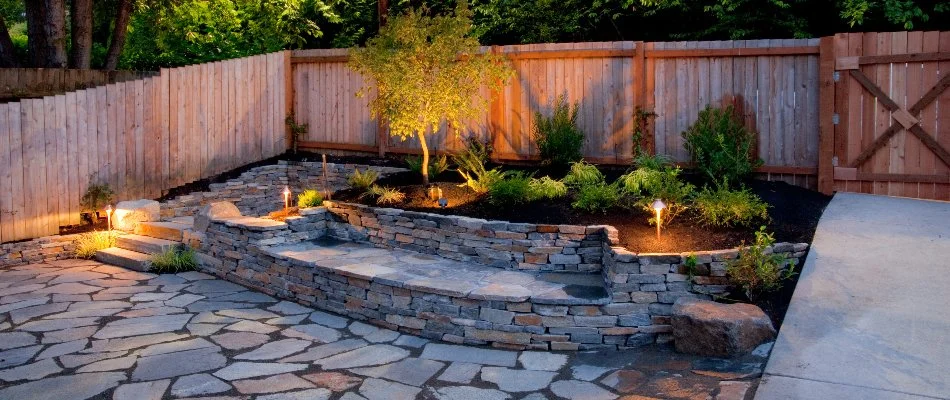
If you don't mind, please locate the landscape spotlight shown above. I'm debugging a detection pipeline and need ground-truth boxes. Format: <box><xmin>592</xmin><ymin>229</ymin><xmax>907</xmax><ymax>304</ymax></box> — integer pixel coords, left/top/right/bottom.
<box><xmin>283</xmin><ymin>186</ymin><xmax>291</xmax><ymax>209</ymax></box>
<box><xmin>652</xmin><ymin>199</ymin><xmax>666</xmax><ymax>239</ymax></box>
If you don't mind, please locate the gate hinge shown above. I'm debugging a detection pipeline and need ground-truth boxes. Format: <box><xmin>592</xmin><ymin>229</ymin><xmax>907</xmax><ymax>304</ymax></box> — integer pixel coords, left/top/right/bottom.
<box><xmin>833</xmin><ymin>71</ymin><xmax>841</xmax><ymax>82</ymax></box>
<box><xmin>832</xmin><ymin>114</ymin><xmax>840</xmax><ymax>125</ymax></box>
<box><xmin>832</xmin><ymin>156</ymin><xmax>839</xmax><ymax>167</ymax></box>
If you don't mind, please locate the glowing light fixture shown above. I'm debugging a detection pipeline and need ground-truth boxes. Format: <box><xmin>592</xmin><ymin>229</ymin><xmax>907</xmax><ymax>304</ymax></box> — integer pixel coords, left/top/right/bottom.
<box><xmin>105</xmin><ymin>204</ymin><xmax>113</xmax><ymax>231</ymax></box>
<box><xmin>651</xmin><ymin>199</ymin><xmax>666</xmax><ymax>239</ymax></box>
<box><xmin>438</xmin><ymin>197</ymin><xmax>448</xmax><ymax>208</ymax></box>
<box><xmin>283</xmin><ymin>186</ymin><xmax>291</xmax><ymax>209</ymax></box>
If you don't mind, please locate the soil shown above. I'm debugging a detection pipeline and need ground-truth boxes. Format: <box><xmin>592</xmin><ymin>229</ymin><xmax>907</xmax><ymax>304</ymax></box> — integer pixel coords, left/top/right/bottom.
<box><xmin>59</xmin><ymin>217</ymin><xmax>109</xmax><ymax>236</ymax></box>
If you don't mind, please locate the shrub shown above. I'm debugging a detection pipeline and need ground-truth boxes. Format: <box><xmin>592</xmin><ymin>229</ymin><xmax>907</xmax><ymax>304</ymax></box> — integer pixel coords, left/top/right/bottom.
<box><xmin>572</xmin><ymin>183</ymin><xmax>620</xmax><ymax>213</ymax></box>
<box><xmin>489</xmin><ymin>172</ymin><xmax>533</xmax><ymax>206</ymax></box>
<box><xmin>453</xmin><ymin>138</ymin><xmax>504</xmax><ymax>194</ymax></box>
<box><xmin>693</xmin><ymin>185</ymin><xmax>769</xmax><ymax>227</ymax></box>
<box><xmin>348</xmin><ymin>168</ymin><xmax>379</xmax><ymax>190</ymax></box>
<box><xmin>727</xmin><ymin>227</ymin><xmax>794</xmax><ymax>302</ymax></box>
<box><xmin>618</xmin><ymin>160</ymin><xmax>695</xmax><ymax>225</ymax></box>
<box><xmin>682</xmin><ymin>105</ymin><xmax>762</xmax><ymax>186</ymax></box>
<box><xmin>149</xmin><ymin>247</ymin><xmax>198</xmax><ymax>274</ymax></box>
<box><xmin>74</xmin><ymin>231</ymin><xmax>119</xmax><ymax>259</ymax></box>
<box><xmin>528</xmin><ymin>176</ymin><xmax>567</xmax><ymax>201</ymax></box>
<box><xmin>533</xmin><ymin>95</ymin><xmax>585</xmax><ymax>167</ymax></box>
<box><xmin>80</xmin><ymin>180</ymin><xmax>115</xmax><ymax>223</ymax></box>
<box><xmin>297</xmin><ymin>189</ymin><xmax>324</xmax><ymax>208</ymax></box>
<box><xmin>407</xmin><ymin>155</ymin><xmax>449</xmax><ymax>178</ymax></box>
<box><xmin>363</xmin><ymin>185</ymin><xmax>406</xmax><ymax>205</ymax></box>
<box><xmin>562</xmin><ymin>161</ymin><xmax>604</xmax><ymax>187</ymax></box>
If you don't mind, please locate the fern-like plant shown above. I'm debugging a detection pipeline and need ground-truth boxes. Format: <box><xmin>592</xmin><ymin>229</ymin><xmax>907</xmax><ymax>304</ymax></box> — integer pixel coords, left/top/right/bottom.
<box><xmin>488</xmin><ymin>172</ymin><xmax>533</xmax><ymax>206</ymax></box>
<box><xmin>363</xmin><ymin>185</ymin><xmax>406</xmax><ymax>206</ymax></box>
<box><xmin>348</xmin><ymin>168</ymin><xmax>379</xmax><ymax>190</ymax></box>
<box><xmin>533</xmin><ymin>95</ymin><xmax>584</xmax><ymax>167</ymax></box>
<box><xmin>149</xmin><ymin>247</ymin><xmax>198</xmax><ymax>274</ymax></box>
<box><xmin>453</xmin><ymin>137</ymin><xmax>504</xmax><ymax>194</ymax></box>
<box><xmin>528</xmin><ymin>176</ymin><xmax>567</xmax><ymax>201</ymax></box>
<box><xmin>297</xmin><ymin>189</ymin><xmax>324</xmax><ymax>208</ymax></box>
<box><xmin>727</xmin><ymin>227</ymin><xmax>794</xmax><ymax>302</ymax></box>
<box><xmin>407</xmin><ymin>155</ymin><xmax>449</xmax><ymax>178</ymax></box>
<box><xmin>682</xmin><ymin>105</ymin><xmax>762</xmax><ymax>186</ymax></box>
<box><xmin>572</xmin><ymin>183</ymin><xmax>620</xmax><ymax>213</ymax></box>
<box><xmin>618</xmin><ymin>157</ymin><xmax>695</xmax><ymax>226</ymax></box>
<box><xmin>562</xmin><ymin>161</ymin><xmax>604</xmax><ymax>187</ymax></box>
<box><xmin>693</xmin><ymin>184</ymin><xmax>769</xmax><ymax>227</ymax></box>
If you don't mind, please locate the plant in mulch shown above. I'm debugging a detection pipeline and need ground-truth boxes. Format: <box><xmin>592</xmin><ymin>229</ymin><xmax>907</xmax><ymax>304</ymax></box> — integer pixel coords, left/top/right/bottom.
<box><xmin>488</xmin><ymin>172</ymin><xmax>533</xmax><ymax>206</ymax></box>
<box><xmin>682</xmin><ymin>104</ymin><xmax>762</xmax><ymax>187</ymax></box>
<box><xmin>454</xmin><ymin>137</ymin><xmax>504</xmax><ymax>194</ymax></box>
<box><xmin>693</xmin><ymin>182</ymin><xmax>769</xmax><ymax>227</ymax></box>
<box><xmin>79</xmin><ymin>179</ymin><xmax>115</xmax><ymax>225</ymax></box>
<box><xmin>297</xmin><ymin>189</ymin><xmax>324</xmax><ymax>208</ymax></box>
<box><xmin>727</xmin><ymin>227</ymin><xmax>795</xmax><ymax>302</ymax></box>
<box><xmin>268</xmin><ymin>207</ymin><xmax>300</xmax><ymax>221</ymax></box>
<box><xmin>533</xmin><ymin>94</ymin><xmax>585</xmax><ymax>168</ymax></box>
<box><xmin>618</xmin><ymin>154</ymin><xmax>695</xmax><ymax>226</ymax></box>
<box><xmin>348</xmin><ymin>168</ymin><xmax>379</xmax><ymax>190</ymax></box>
<box><xmin>406</xmin><ymin>154</ymin><xmax>449</xmax><ymax>179</ymax></box>
<box><xmin>527</xmin><ymin>176</ymin><xmax>567</xmax><ymax>201</ymax></box>
<box><xmin>572</xmin><ymin>182</ymin><xmax>621</xmax><ymax>213</ymax></box>
<box><xmin>363</xmin><ymin>185</ymin><xmax>406</xmax><ymax>206</ymax></box>
<box><xmin>285</xmin><ymin>113</ymin><xmax>308</xmax><ymax>154</ymax></box>
<box><xmin>562</xmin><ymin>161</ymin><xmax>605</xmax><ymax>187</ymax></box>
<box><xmin>149</xmin><ymin>247</ymin><xmax>198</xmax><ymax>274</ymax></box>
<box><xmin>74</xmin><ymin>230</ymin><xmax>120</xmax><ymax>259</ymax></box>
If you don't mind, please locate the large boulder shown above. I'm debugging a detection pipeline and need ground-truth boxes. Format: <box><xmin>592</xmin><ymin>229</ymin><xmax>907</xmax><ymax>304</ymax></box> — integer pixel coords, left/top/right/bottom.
<box><xmin>113</xmin><ymin>199</ymin><xmax>160</xmax><ymax>232</ymax></box>
<box><xmin>194</xmin><ymin>201</ymin><xmax>242</xmax><ymax>232</ymax></box>
<box><xmin>672</xmin><ymin>297</ymin><xmax>776</xmax><ymax>357</ymax></box>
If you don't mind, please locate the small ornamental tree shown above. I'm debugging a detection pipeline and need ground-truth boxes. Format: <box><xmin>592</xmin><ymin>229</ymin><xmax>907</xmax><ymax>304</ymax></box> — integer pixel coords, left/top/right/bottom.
<box><xmin>349</xmin><ymin>1</ymin><xmax>513</xmax><ymax>185</ymax></box>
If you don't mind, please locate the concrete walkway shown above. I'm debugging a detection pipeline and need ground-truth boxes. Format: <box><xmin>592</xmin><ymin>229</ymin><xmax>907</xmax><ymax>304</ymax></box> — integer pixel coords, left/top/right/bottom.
<box><xmin>756</xmin><ymin>193</ymin><xmax>950</xmax><ymax>400</ymax></box>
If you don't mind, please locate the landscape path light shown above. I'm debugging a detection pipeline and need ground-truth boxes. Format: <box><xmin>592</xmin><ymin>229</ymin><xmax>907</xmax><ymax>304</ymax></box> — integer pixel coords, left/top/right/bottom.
<box><xmin>652</xmin><ymin>199</ymin><xmax>666</xmax><ymax>239</ymax></box>
<box><xmin>105</xmin><ymin>204</ymin><xmax>113</xmax><ymax>232</ymax></box>
<box><xmin>283</xmin><ymin>187</ymin><xmax>291</xmax><ymax>209</ymax></box>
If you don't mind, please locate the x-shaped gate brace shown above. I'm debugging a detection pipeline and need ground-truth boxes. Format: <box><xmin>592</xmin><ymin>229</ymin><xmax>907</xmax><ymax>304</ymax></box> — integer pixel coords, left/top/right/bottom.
<box><xmin>841</xmin><ymin>68</ymin><xmax>950</xmax><ymax>169</ymax></box>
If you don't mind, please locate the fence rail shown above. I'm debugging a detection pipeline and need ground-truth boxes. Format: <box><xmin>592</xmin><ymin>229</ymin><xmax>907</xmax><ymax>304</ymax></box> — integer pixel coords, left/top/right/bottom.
<box><xmin>0</xmin><ymin>68</ymin><xmax>157</xmax><ymax>102</ymax></box>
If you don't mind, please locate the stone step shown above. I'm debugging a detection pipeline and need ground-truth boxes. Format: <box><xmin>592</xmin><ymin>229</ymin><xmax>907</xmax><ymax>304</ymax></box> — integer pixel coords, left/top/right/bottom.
<box><xmin>95</xmin><ymin>247</ymin><xmax>152</xmax><ymax>272</ymax></box>
<box><xmin>135</xmin><ymin>221</ymin><xmax>191</xmax><ymax>242</ymax></box>
<box><xmin>115</xmin><ymin>234</ymin><xmax>179</xmax><ymax>255</ymax></box>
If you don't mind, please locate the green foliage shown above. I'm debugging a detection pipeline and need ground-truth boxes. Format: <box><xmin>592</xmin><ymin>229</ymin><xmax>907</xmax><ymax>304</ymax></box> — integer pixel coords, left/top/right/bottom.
<box><xmin>348</xmin><ymin>168</ymin><xmax>379</xmax><ymax>190</ymax></box>
<box><xmin>618</xmin><ymin>156</ymin><xmax>695</xmax><ymax>225</ymax></box>
<box><xmin>454</xmin><ymin>137</ymin><xmax>503</xmax><ymax>194</ymax></box>
<box><xmin>533</xmin><ymin>95</ymin><xmax>584</xmax><ymax>168</ymax></box>
<box><xmin>693</xmin><ymin>184</ymin><xmax>769</xmax><ymax>227</ymax></box>
<box><xmin>285</xmin><ymin>113</ymin><xmax>308</xmax><ymax>154</ymax></box>
<box><xmin>682</xmin><ymin>105</ymin><xmax>762</xmax><ymax>187</ymax></box>
<box><xmin>682</xmin><ymin>253</ymin><xmax>699</xmax><ymax>280</ymax></box>
<box><xmin>80</xmin><ymin>179</ymin><xmax>115</xmax><ymax>217</ymax></box>
<box><xmin>149</xmin><ymin>247</ymin><xmax>198</xmax><ymax>274</ymax></box>
<box><xmin>349</xmin><ymin>1</ymin><xmax>513</xmax><ymax>184</ymax></box>
<box><xmin>562</xmin><ymin>161</ymin><xmax>605</xmax><ymax>187</ymax></box>
<box><xmin>297</xmin><ymin>189</ymin><xmax>324</xmax><ymax>208</ymax></box>
<box><xmin>572</xmin><ymin>183</ymin><xmax>621</xmax><ymax>213</ymax></box>
<box><xmin>406</xmin><ymin>155</ymin><xmax>449</xmax><ymax>178</ymax></box>
<box><xmin>74</xmin><ymin>231</ymin><xmax>120</xmax><ymax>259</ymax></box>
<box><xmin>363</xmin><ymin>185</ymin><xmax>406</xmax><ymax>205</ymax></box>
<box><xmin>727</xmin><ymin>227</ymin><xmax>794</xmax><ymax>302</ymax></box>
<box><xmin>488</xmin><ymin>172</ymin><xmax>533</xmax><ymax>206</ymax></box>
<box><xmin>528</xmin><ymin>176</ymin><xmax>568</xmax><ymax>201</ymax></box>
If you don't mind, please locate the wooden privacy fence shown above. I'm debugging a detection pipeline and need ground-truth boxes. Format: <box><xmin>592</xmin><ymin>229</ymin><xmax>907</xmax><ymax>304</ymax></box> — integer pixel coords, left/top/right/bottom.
<box><xmin>0</xmin><ymin>52</ymin><xmax>290</xmax><ymax>243</ymax></box>
<box><xmin>291</xmin><ymin>39</ymin><xmax>822</xmax><ymax>188</ymax></box>
<box><xmin>0</xmin><ymin>68</ymin><xmax>157</xmax><ymax>102</ymax></box>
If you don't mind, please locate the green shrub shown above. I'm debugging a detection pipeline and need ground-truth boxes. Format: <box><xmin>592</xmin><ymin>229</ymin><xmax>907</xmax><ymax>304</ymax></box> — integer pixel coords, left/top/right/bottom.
<box><xmin>489</xmin><ymin>172</ymin><xmax>533</xmax><ymax>206</ymax></box>
<box><xmin>528</xmin><ymin>176</ymin><xmax>567</xmax><ymax>201</ymax></box>
<box><xmin>562</xmin><ymin>161</ymin><xmax>604</xmax><ymax>187</ymax></box>
<box><xmin>297</xmin><ymin>189</ymin><xmax>324</xmax><ymax>208</ymax></box>
<box><xmin>453</xmin><ymin>138</ymin><xmax>504</xmax><ymax>194</ymax></box>
<box><xmin>363</xmin><ymin>185</ymin><xmax>406</xmax><ymax>205</ymax></box>
<box><xmin>572</xmin><ymin>183</ymin><xmax>620</xmax><ymax>213</ymax></box>
<box><xmin>348</xmin><ymin>168</ymin><xmax>379</xmax><ymax>190</ymax></box>
<box><xmin>407</xmin><ymin>155</ymin><xmax>449</xmax><ymax>178</ymax></box>
<box><xmin>694</xmin><ymin>185</ymin><xmax>769</xmax><ymax>227</ymax></box>
<box><xmin>149</xmin><ymin>247</ymin><xmax>198</xmax><ymax>274</ymax></box>
<box><xmin>682</xmin><ymin>105</ymin><xmax>762</xmax><ymax>186</ymax></box>
<box><xmin>533</xmin><ymin>95</ymin><xmax>585</xmax><ymax>167</ymax></box>
<box><xmin>74</xmin><ymin>231</ymin><xmax>120</xmax><ymax>259</ymax></box>
<box><xmin>618</xmin><ymin>161</ymin><xmax>695</xmax><ymax>225</ymax></box>
<box><xmin>80</xmin><ymin>180</ymin><xmax>115</xmax><ymax>222</ymax></box>
<box><xmin>727</xmin><ymin>227</ymin><xmax>794</xmax><ymax>302</ymax></box>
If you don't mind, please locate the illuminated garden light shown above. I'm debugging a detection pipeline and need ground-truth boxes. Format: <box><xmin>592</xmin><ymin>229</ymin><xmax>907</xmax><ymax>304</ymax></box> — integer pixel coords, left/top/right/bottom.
<box><xmin>105</xmin><ymin>204</ymin><xmax>113</xmax><ymax>231</ymax></box>
<box><xmin>283</xmin><ymin>186</ymin><xmax>291</xmax><ymax>209</ymax></box>
<box><xmin>652</xmin><ymin>199</ymin><xmax>666</xmax><ymax>239</ymax></box>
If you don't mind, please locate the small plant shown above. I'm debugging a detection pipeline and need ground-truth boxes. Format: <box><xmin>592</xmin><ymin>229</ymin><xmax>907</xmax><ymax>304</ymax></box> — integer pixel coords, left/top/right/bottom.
<box><xmin>693</xmin><ymin>184</ymin><xmax>769</xmax><ymax>227</ymax></box>
<box><xmin>533</xmin><ymin>94</ymin><xmax>585</xmax><ymax>167</ymax></box>
<box><xmin>74</xmin><ymin>231</ymin><xmax>119</xmax><ymax>259</ymax></box>
<box><xmin>528</xmin><ymin>176</ymin><xmax>568</xmax><ymax>201</ymax></box>
<box><xmin>406</xmin><ymin>155</ymin><xmax>449</xmax><ymax>178</ymax></box>
<box><xmin>285</xmin><ymin>113</ymin><xmax>308</xmax><ymax>155</ymax></box>
<box><xmin>682</xmin><ymin>254</ymin><xmax>699</xmax><ymax>280</ymax></box>
<box><xmin>487</xmin><ymin>172</ymin><xmax>533</xmax><ymax>206</ymax></box>
<box><xmin>632</xmin><ymin>107</ymin><xmax>658</xmax><ymax>158</ymax></box>
<box><xmin>363</xmin><ymin>185</ymin><xmax>406</xmax><ymax>206</ymax></box>
<box><xmin>80</xmin><ymin>180</ymin><xmax>115</xmax><ymax>224</ymax></box>
<box><xmin>348</xmin><ymin>168</ymin><xmax>379</xmax><ymax>190</ymax></box>
<box><xmin>682</xmin><ymin>105</ymin><xmax>762</xmax><ymax>186</ymax></box>
<box><xmin>562</xmin><ymin>161</ymin><xmax>604</xmax><ymax>187</ymax></box>
<box><xmin>727</xmin><ymin>227</ymin><xmax>794</xmax><ymax>302</ymax></box>
<box><xmin>572</xmin><ymin>183</ymin><xmax>620</xmax><ymax>213</ymax></box>
<box><xmin>618</xmin><ymin>159</ymin><xmax>695</xmax><ymax>225</ymax></box>
<box><xmin>149</xmin><ymin>247</ymin><xmax>198</xmax><ymax>274</ymax></box>
<box><xmin>454</xmin><ymin>137</ymin><xmax>504</xmax><ymax>194</ymax></box>
<box><xmin>297</xmin><ymin>189</ymin><xmax>324</xmax><ymax>209</ymax></box>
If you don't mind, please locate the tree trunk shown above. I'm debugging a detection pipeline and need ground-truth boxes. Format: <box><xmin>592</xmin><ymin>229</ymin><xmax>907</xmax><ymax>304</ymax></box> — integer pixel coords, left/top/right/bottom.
<box><xmin>25</xmin><ymin>0</ymin><xmax>67</xmax><ymax>67</ymax></box>
<box><xmin>378</xmin><ymin>0</ymin><xmax>389</xmax><ymax>28</ymax></box>
<box><xmin>0</xmin><ymin>16</ymin><xmax>18</xmax><ymax>67</ymax></box>
<box><xmin>69</xmin><ymin>0</ymin><xmax>93</xmax><ymax>69</ymax></box>
<box><xmin>419</xmin><ymin>131</ymin><xmax>430</xmax><ymax>185</ymax></box>
<box><xmin>103</xmin><ymin>0</ymin><xmax>133</xmax><ymax>70</ymax></box>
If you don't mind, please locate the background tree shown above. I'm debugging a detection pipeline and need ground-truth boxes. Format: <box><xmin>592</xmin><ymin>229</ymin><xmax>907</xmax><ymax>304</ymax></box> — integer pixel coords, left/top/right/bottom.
<box><xmin>349</xmin><ymin>1</ymin><xmax>513</xmax><ymax>185</ymax></box>
<box><xmin>70</xmin><ymin>0</ymin><xmax>93</xmax><ymax>68</ymax></box>
<box><xmin>25</xmin><ymin>0</ymin><xmax>67</xmax><ymax>67</ymax></box>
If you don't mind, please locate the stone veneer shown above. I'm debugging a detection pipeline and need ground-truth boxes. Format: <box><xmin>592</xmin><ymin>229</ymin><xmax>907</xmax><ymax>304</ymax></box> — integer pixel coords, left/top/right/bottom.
<box><xmin>160</xmin><ymin>161</ymin><xmax>405</xmax><ymax>219</ymax></box>
<box><xmin>0</xmin><ymin>233</ymin><xmax>82</xmax><ymax>267</ymax></box>
<box><xmin>196</xmin><ymin>202</ymin><xmax>808</xmax><ymax>351</ymax></box>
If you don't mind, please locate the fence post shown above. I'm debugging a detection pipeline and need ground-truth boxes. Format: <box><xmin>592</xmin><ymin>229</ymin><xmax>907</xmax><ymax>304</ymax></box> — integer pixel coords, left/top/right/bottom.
<box><xmin>817</xmin><ymin>36</ymin><xmax>836</xmax><ymax>195</ymax></box>
<box><xmin>488</xmin><ymin>45</ymin><xmax>504</xmax><ymax>162</ymax></box>
<box><xmin>284</xmin><ymin>50</ymin><xmax>294</xmax><ymax>154</ymax></box>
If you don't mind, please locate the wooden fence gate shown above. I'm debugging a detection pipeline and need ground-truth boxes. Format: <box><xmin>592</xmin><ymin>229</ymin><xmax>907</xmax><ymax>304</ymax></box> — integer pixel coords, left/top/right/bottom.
<box><xmin>819</xmin><ymin>32</ymin><xmax>950</xmax><ymax>200</ymax></box>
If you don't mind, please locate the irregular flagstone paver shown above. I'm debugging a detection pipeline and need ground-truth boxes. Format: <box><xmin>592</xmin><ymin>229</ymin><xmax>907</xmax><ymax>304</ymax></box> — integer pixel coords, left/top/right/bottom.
<box><xmin>133</xmin><ymin>347</ymin><xmax>227</xmax><ymax>381</ymax></box>
<box><xmin>421</xmin><ymin>343</ymin><xmax>517</xmax><ymax>367</ymax></box>
<box><xmin>266</xmin><ymin>314</ymin><xmax>308</xmax><ymax>325</ymax></box>
<box><xmin>340</xmin><ymin>392</ymin><xmax>368</xmax><ymax>400</ymax></box>
<box><xmin>138</xmin><ymin>337</ymin><xmax>217</xmax><ymax>357</ymax></box>
<box><xmin>392</xmin><ymin>335</ymin><xmax>428</xmax><ymax>349</ymax></box>
<box><xmin>213</xmin><ymin>361</ymin><xmax>308</xmax><ymax>381</ymax></box>
<box><xmin>116</xmin><ymin>306</ymin><xmax>184</xmax><ymax>318</ymax></box>
<box><xmin>0</xmin><ymin>297</ymin><xmax>49</xmax><ymax>314</ymax></box>
<box><xmin>35</xmin><ymin>282</ymin><xmax>102</xmax><ymax>295</ymax></box>
<box><xmin>518</xmin><ymin>352</ymin><xmax>568</xmax><ymax>371</ymax></box>
<box><xmin>550</xmin><ymin>380</ymin><xmax>618</xmax><ymax>400</ymax></box>
<box><xmin>363</xmin><ymin>329</ymin><xmax>399</xmax><ymax>343</ymax></box>
<box><xmin>0</xmin><ymin>331</ymin><xmax>37</xmax><ymax>350</ymax></box>
<box><xmin>113</xmin><ymin>379</ymin><xmax>170</xmax><ymax>400</ymax></box>
<box><xmin>77</xmin><ymin>354</ymin><xmax>138</xmax><ymax>372</ymax></box>
<box><xmin>217</xmin><ymin>308</ymin><xmax>279</xmax><ymax>320</ymax></box>
<box><xmin>211</xmin><ymin>332</ymin><xmax>272</xmax><ymax>350</ymax></box>
<box><xmin>93</xmin><ymin>313</ymin><xmax>193</xmax><ymax>339</ymax></box>
<box><xmin>224</xmin><ymin>319</ymin><xmax>278</xmax><ymax>334</ymax></box>
<box><xmin>47</xmin><ymin>271</ymin><xmax>109</xmax><ymax>284</ymax></box>
<box><xmin>268</xmin><ymin>301</ymin><xmax>313</xmax><ymax>316</ymax></box>
<box><xmin>302</xmin><ymin>372</ymin><xmax>363</xmax><ymax>392</ymax></box>
<box><xmin>186</xmin><ymin>279</ymin><xmax>247</xmax><ymax>294</ymax></box>
<box><xmin>18</xmin><ymin>317</ymin><xmax>100</xmax><ymax>332</ymax></box>
<box><xmin>282</xmin><ymin>324</ymin><xmax>341</xmax><ymax>343</ymax></box>
<box><xmin>10</xmin><ymin>302</ymin><xmax>70</xmax><ymax>324</ymax></box>
<box><xmin>59</xmin><ymin>351</ymin><xmax>127</xmax><ymax>369</ymax></box>
<box><xmin>51</xmin><ymin>294</ymin><xmax>89</xmax><ymax>302</ymax></box>
<box><xmin>232</xmin><ymin>373</ymin><xmax>315</xmax><ymax>394</ymax></box>
<box><xmin>36</xmin><ymin>338</ymin><xmax>87</xmax><ymax>359</ymax></box>
<box><xmin>0</xmin><ymin>371</ymin><xmax>125</xmax><ymax>400</ymax></box>
<box><xmin>309</xmin><ymin>311</ymin><xmax>349</xmax><ymax>328</ymax></box>
<box><xmin>193</xmin><ymin>311</ymin><xmax>240</xmax><ymax>324</ymax></box>
<box><xmin>164</xmin><ymin>294</ymin><xmax>205</xmax><ymax>308</ymax></box>
<box><xmin>600</xmin><ymin>370</ymin><xmax>646</xmax><ymax>393</ymax></box>
<box><xmin>350</xmin><ymin>358</ymin><xmax>445</xmax><ymax>386</ymax></box>
<box><xmin>572</xmin><ymin>364</ymin><xmax>613</xmax><ymax>381</ymax></box>
<box><xmin>44</xmin><ymin>307</ymin><xmax>124</xmax><ymax>320</ymax></box>
<box><xmin>235</xmin><ymin>338</ymin><xmax>310</xmax><ymax>360</ymax></box>
<box><xmin>186</xmin><ymin>301</ymin><xmax>256</xmax><ymax>313</ymax></box>
<box><xmin>0</xmin><ymin>358</ymin><xmax>62</xmax><ymax>382</ymax></box>
<box><xmin>257</xmin><ymin>388</ymin><xmax>332</xmax><ymax>400</ymax></box>
<box><xmin>213</xmin><ymin>291</ymin><xmax>276</xmax><ymax>303</ymax></box>
<box><xmin>437</xmin><ymin>362</ymin><xmax>482</xmax><ymax>384</ymax></box>
<box><xmin>178</xmin><ymin>271</ymin><xmax>215</xmax><ymax>281</ymax></box>
<box><xmin>348</xmin><ymin>321</ymin><xmax>378</xmax><ymax>336</ymax></box>
<box><xmin>316</xmin><ymin>345</ymin><xmax>410</xmax><ymax>370</ymax></box>
<box><xmin>188</xmin><ymin>323</ymin><xmax>226</xmax><ymax>336</ymax></box>
<box><xmin>281</xmin><ymin>338</ymin><xmax>367</xmax><ymax>363</ymax></box>
<box><xmin>85</xmin><ymin>332</ymin><xmax>189</xmax><ymax>352</ymax></box>
<box><xmin>0</xmin><ymin>345</ymin><xmax>43</xmax><ymax>368</ymax></box>
<box><xmin>480</xmin><ymin>367</ymin><xmax>557</xmax><ymax>392</ymax></box>
<box><xmin>359</xmin><ymin>377</ymin><xmax>421</xmax><ymax>400</ymax></box>
<box><xmin>433</xmin><ymin>386</ymin><xmax>511</xmax><ymax>400</ymax></box>
<box><xmin>171</xmin><ymin>373</ymin><xmax>232</xmax><ymax>397</ymax></box>
<box><xmin>130</xmin><ymin>292</ymin><xmax>177</xmax><ymax>302</ymax></box>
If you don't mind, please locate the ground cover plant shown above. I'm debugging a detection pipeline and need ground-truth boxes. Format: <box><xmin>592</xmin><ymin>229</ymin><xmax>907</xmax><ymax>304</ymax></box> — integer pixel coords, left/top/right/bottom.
<box><xmin>533</xmin><ymin>95</ymin><xmax>584</xmax><ymax>168</ymax></box>
<box><xmin>297</xmin><ymin>189</ymin><xmax>324</xmax><ymax>208</ymax></box>
<box><xmin>74</xmin><ymin>230</ymin><xmax>120</xmax><ymax>259</ymax></box>
<box><xmin>683</xmin><ymin>105</ymin><xmax>761</xmax><ymax>187</ymax></box>
<box><xmin>149</xmin><ymin>246</ymin><xmax>198</xmax><ymax>274</ymax></box>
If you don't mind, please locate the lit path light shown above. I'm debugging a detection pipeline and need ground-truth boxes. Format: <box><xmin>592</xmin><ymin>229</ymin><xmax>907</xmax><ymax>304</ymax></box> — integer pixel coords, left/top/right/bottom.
<box><xmin>105</xmin><ymin>204</ymin><xmax>113</xmax><ymax>231</ymax></box>
<box><xmin>652</xmin><ymin>199</ymin><xmax>666</xmax><ymax>239</ymax></box>
<box><xmin>283</xmin><ymin>187</ymin><xmax>291</xmax><ymax>210</ymax></box>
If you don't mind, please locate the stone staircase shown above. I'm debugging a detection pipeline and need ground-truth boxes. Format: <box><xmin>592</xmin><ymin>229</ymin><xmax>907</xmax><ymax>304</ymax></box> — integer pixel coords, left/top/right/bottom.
<box><xmin>94</xmin><ymin>217</ymin><xmax>194</xmax><ymax>272</ymax></box>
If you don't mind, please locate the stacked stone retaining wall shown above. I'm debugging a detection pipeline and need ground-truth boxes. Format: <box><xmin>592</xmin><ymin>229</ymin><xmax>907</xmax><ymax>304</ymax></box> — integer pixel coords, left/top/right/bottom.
<box><xmin>0</xmin><ymin>233</ymin><xmax>82</xmax><ymax>268</ymax></box>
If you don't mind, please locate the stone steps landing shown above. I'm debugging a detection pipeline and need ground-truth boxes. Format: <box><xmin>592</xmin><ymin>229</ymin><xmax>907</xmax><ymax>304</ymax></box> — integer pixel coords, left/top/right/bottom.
<box><xmin>134</xmin><ymin>221</ymin><xmax>191</xmax><ymax>242</ymax></box>
<box><xmin>97</xmin><ymin>217</ymin><xmax>195</xmax><ymax>273</ymax></box>
<box><xmin>95</xmin><ymin>247</ymin><xmax>152</xmax><ymax>272</ymax></box>
<box><xmin>115</xmin><ymin>234</ymin><xmax>180</xmax><ymax>255</ymax></box>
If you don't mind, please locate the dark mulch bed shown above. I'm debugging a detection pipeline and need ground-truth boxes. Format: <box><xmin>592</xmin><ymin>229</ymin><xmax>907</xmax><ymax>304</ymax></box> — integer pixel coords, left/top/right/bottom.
<box><xmin>59</xmin><ymin>217</ymin><xmax>109</xmax><ymax>236</ymax></box>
